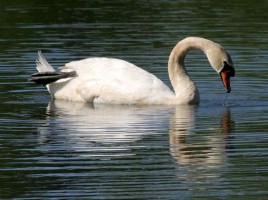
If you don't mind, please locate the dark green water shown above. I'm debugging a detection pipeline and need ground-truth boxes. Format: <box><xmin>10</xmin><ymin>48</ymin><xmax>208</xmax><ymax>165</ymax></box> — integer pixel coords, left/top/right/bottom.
<box><xmin>0</xmin><ymin>1</ymin><xmax>268</xmax><ymax>199</ymax></box>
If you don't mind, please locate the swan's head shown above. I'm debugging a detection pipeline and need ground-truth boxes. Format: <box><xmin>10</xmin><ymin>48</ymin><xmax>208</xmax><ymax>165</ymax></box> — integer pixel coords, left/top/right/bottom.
<box><xmin>206</xmin><ymin>47</ymin><xmax>235</xmax><ymax>93</ymax></box>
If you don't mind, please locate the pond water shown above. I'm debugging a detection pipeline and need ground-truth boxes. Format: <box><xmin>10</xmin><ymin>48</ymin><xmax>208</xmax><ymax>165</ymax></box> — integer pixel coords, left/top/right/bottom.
<box><xmin>0</xmin><ymin>0</ymin><xmax>268</xmax><ymax>199</ymax></box>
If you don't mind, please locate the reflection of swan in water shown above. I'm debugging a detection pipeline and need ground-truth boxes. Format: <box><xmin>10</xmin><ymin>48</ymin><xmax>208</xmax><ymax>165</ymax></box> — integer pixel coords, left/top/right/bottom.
<box><xmin>37</xmin><ymin>100</ymin><xmax>174</xmax><ymax>158</ymax></box>
<box><xmin>38</xmin><ymin>100</ymin><xmax>234</xmax><ymax>164</ymax></box>
<box><xmin>169</xmin><ymin>106</ymin><xmax>235</xmax><ymax>169</ymax></box>
<box><xmin>169</xmin><ymin>106</ymin><xmax>235</xmax><ymax>189</ymax></box>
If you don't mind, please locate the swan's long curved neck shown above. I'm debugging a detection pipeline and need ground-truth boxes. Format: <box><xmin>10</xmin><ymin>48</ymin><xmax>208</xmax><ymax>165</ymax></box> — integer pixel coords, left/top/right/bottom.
<box><xmin>168</xmin><ymin>37</ymin><xmax>219</xmax><ymax>104</ymax></box>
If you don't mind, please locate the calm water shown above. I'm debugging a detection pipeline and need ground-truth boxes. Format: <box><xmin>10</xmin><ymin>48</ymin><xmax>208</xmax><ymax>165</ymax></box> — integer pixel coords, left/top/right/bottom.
<box><xmin>1</xmin><ymin>0</ymin><xmax>268</xmax><ymax>199</ymax></box>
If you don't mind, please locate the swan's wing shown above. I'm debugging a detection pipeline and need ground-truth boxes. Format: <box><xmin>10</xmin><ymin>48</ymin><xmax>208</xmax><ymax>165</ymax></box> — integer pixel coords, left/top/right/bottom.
<box><xmin>64</xmin><ymin>57</ymin><xmax>174</xmax><ymax>104</ymax></box>
<box><xmin>65</xmin><ymin>57</ymin><xmax>170</xmax><ymax>91</ymax></box>
<box><xmin>65</xmin><ymin>57</ymin><xmax>149</xmax><ymax>81</ymax></box>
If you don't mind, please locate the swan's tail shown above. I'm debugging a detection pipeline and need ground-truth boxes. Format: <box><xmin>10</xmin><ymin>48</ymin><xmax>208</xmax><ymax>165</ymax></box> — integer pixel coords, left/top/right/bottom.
<box><xmin>29</xmin><ymin>51</ymin><xmax>76</xmax><ymax>86</ymax></box>
<box><xmin>35</xmin><ymin>50</ymin><xmax>56</xmax><ymax>73</ymax></box>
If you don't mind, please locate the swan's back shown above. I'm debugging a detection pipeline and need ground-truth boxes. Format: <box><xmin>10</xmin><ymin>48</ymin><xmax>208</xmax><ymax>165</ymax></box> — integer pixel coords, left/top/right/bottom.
<box><xmin>66</xmin><ymin>57</ymin><xmax>153</xmax><ymax>84</ymax></box>
<box><xmin>50</xmin><ymin>57</ymin><xmax>174</xmax><ymax>104</ymax></box>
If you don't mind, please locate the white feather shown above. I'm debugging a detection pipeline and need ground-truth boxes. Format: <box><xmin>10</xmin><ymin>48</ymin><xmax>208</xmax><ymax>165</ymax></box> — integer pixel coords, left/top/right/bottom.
<box><xmin>36</xmin><ymin>50</ymin><xmax>56</xmax><ymax>73</ymax></box>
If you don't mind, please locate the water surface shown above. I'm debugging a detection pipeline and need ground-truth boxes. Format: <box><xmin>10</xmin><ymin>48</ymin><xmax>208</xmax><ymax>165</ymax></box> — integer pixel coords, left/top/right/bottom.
<box><xmin>0</xmin><ymin>0</ymin><xmax>268</xmax><ymax>199</ymax></box>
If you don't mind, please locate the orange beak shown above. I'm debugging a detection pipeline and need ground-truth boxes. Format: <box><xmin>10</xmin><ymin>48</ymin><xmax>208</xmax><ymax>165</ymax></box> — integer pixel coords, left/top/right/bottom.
<box><xmin>220</xmin><ymin>62</ymin><xmax>235</xmax><ymax>93</ymax></box>
<box><xmin>220</xmin><ymin>71</ymin><xmax>231</xmax><ymax>93</ymax></box>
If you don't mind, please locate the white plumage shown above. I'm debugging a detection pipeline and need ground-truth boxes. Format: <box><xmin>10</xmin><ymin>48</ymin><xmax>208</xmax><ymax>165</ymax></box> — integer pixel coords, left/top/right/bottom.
<box><xmin>31</xmin><ymin>37</ymin><xmax>235</xmax><ymax>105</ymax></box>
<box><xmin>47</xmin><ymin>57</ymin><xmax>175</xmax><ymax>104</ymax></box>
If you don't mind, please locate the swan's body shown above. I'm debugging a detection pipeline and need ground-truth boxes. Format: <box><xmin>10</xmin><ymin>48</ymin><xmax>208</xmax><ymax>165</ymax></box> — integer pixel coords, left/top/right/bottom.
<box><xmin>30</xmin><ymin>37</ymin><xmax>235</xmax><ymax>105</ymax></box>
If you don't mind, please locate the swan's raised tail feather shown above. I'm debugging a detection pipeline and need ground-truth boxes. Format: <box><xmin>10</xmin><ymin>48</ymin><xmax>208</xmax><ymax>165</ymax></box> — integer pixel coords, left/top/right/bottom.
<box><xmin>36</xmin><ymin>50</ymin><xmax>56</xmax><ymax>73</ymax></box>
<box><xmin>29</xmin><ymin>51</ymin><xmax>76</xmax><ymax>85</ymax></box>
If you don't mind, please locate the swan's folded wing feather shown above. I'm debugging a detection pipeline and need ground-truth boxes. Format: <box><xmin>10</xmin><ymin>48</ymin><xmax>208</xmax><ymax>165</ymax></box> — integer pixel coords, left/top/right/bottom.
<box><xmin>67</xmin><ymin>58</ymin><xmax>171</xmax><ymax>90</ymax></box>
<box><xmin>64</xmin><ymin>57</ymin><xmax>174</xmax><ymax>104</ymax></box>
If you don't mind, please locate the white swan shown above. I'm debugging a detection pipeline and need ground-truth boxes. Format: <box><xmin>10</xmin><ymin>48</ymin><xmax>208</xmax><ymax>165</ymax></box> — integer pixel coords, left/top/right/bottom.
<box><xmin>29</xmin><ymin>37</ymin><xmax>235</xmax><ymax>105</ymax></box>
